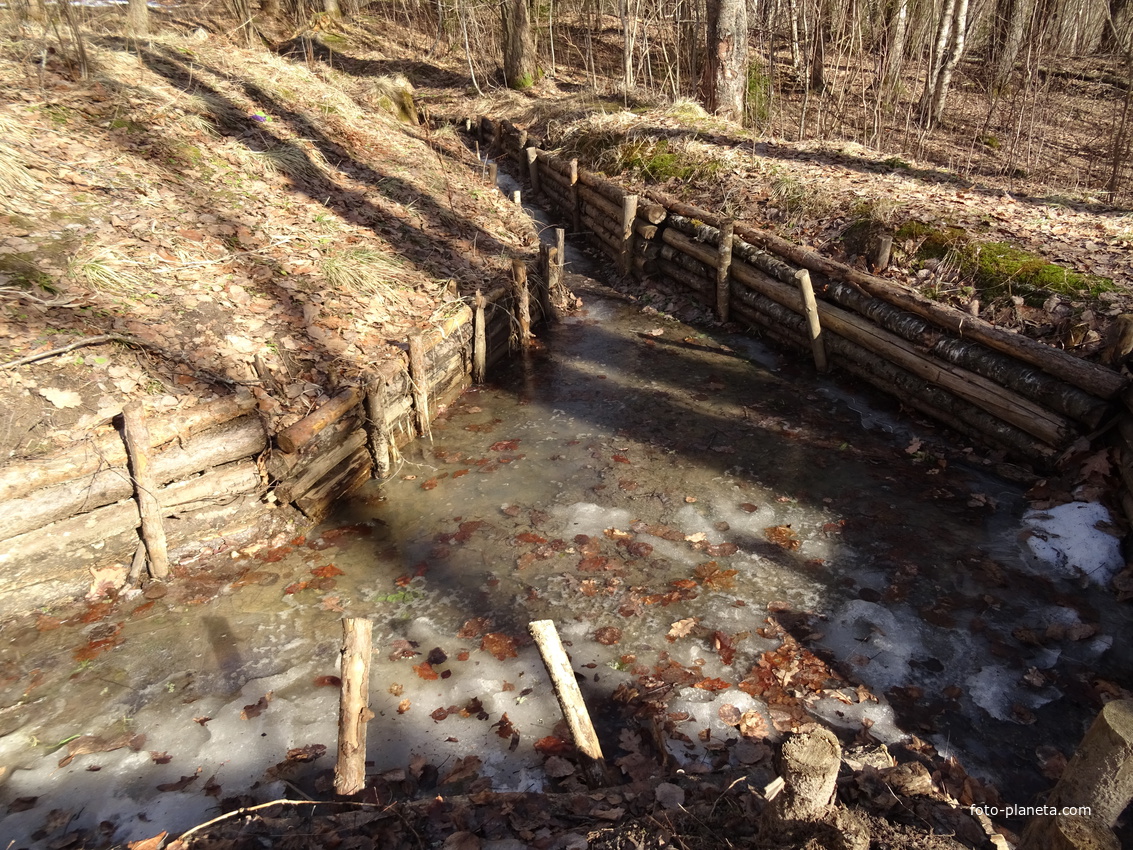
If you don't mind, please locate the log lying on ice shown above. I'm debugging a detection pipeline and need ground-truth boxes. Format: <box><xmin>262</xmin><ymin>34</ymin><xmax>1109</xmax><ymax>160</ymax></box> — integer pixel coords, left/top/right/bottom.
<box><xmin>0</xmin><ymin>393</ymin><xmax>256</xmax><ymax>504</ymax></box>
<box><xmin>529</xmin><ymin>619</ymin><xmax>608</xmax><ymax>788</ymax></box>
<box><xmin>731</xmin><ymin>221</ymin><xmax>1127</xmax><ymax>401</ymax></box>
<box><xmin>0</xmin><ymin>414</ymin><xmax>267</xmax><ymax>542</ymax></box>
<box><xmin>335</xmin><ymin>617</ymin><xmax>374</xmax><ymax>796</ymax></box>
<box><xmin>0</xmin><ymin>461</ymin><xmax>264</xmax><ymax>597</ymax></box>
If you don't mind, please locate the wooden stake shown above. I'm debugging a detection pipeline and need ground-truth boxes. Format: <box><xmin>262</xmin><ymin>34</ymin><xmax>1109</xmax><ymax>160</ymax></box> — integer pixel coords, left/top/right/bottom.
<box><xmin>512</xmin><ymin>189</ymin><xmax>521</xmax><ymax>205</ymax></box>
<box><xmin>795</xmin><ymin>269</ymin><xmax>828</xmax><ymax>373</ymax></box>
<box><xmin>473</xmin><ymin>289</ymin><xmax>487</xmax><ymax>383</ymax></box>
<box><xmin>526</xmin><ymin>147</ymin><xmax>540</xmax><ymax>195</ymax></box>
<box><xmin>538</xmin><ymin>243</ymin><xmax>555</xmax><ymax>323</ymax></box>
<box><xmin>1019</xmin><ymin>700</ymin><xmax>1133</xmax><ymax>850</ymax></box>
<box><xmin>716</xmin><ymin>220</ymin><xmax>734</xmax><ymax>322</ymax></box>
<box><xmin>120</xmin><ymin>401</ymin><xmax>170</xmax><ymax>580</ymax></box>
<box><xmin>556</xmin><ymin>227</ymin><xmax>566</xmax><ymax>272</ymax></box>
<box><xmin>620</xmin><ymin>194</ymin><xmax>638</xmax><ymax>276</ymax></box>
<box><xmin>364</xmin><ymin>386</ymin><xmax>391</xmax><ymax>480</ymax></box>
<box><xmin>569</xmin><ymin>158</ymin><xmax>581</xmax><ymax>233</ymax></box>
<box><xmin>407</xmin><ymin>335</ymin><xmax>431</xmax><ymax>439</ymax></box>
<box><xmin>513</xmin><ymin>259</ymin><xmax>532</xmax><ymax>346</ymax></box>
<box><xmin>488</xmin><ymin>161</ymin><xmax>498</xmax><ymax>188</ymax></box>
<box><xmin>529</xmin><ymin>619</ymin><xmax>607</xmax><ymax>787</ymax></box>
<box><xmin>334</xmin><ymin>618</ymin><xmax>373</xmax><ymax>797</ymax></box>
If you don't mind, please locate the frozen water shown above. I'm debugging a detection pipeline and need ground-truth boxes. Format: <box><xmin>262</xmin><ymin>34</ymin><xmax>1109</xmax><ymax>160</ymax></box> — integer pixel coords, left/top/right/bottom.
<box><xmin>809</xmin><ymin>696</ymin><xmax>907</xmax><ymax>745</ymax></box>
<box><xmin>1020</xmin><ymin>501</ymin><xmax>1123</xmax><ymax>585</ymax></box>
<box><xmin>819</xmin><ymin>600</ymin><xmax>917</xmax><ymax>693</ymax></box>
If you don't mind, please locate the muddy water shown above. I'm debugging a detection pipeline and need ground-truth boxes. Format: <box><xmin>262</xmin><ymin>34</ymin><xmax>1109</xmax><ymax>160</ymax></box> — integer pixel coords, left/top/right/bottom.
<box><xmin>1</xmin><ymin>230</ymin><xmax>1130</xmax><ymax>848</ymax></box>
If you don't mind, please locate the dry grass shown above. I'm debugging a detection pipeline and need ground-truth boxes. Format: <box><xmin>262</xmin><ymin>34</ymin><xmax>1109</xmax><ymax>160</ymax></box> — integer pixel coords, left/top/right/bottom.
<box><xmin>321</xmin><ymin>248</ymin><xmax>411</xmax><ymax>309</ymax></box>
<box><xmin>250</xmin><ymin>141</ymin><xmax>328</xmax><ymax>184</ymax></box>
<box><xmin>68</xmin><ymin>247</ymin><xmax>152</xmax><ymax>301</ymax></box>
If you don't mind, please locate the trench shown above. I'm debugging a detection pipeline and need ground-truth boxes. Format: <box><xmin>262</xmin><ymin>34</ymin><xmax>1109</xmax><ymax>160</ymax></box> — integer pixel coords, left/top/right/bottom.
<box><xmin>0</xmin><ymin>168</ymin><xmax>1131</xmax><ymax>848</ymax></box>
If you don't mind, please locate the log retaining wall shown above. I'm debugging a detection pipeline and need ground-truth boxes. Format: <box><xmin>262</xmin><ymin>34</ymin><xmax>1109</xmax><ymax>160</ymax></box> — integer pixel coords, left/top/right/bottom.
<box><xmin>477</xmin><ymin>114</ymin><xmax>1133</xmax><ymax>536</ymax></box>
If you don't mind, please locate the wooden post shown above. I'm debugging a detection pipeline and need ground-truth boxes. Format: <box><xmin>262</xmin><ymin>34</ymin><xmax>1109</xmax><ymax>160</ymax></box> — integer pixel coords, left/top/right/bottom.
<box><xmin>620</xmin><ymin>194</ymin><xmax>638</xmax><ymax>276</ymax></box>
<box><xmin>364</xmin><ymin>386</ymin><xmax>391</xmax><ymax>480</ymax></box>
<box><xmin>556</xmin><ymin>227</ymin><xmax>566</xmax><ymax>273</ymax></box>
<box><xmin>512</xmin><ymin>189</ymin><xmax>521</xmax><ymax>205</ymax></box>
<box><xmin>334</xmin><ymin>617</ymin><xmax>373</xmax><ymax>796</ymax></box>
<box><xmin>120</xmin><ymin>401</ymin><xmax>170</xmax><ymax>580</ymax></box>
<box><xmin>766</xmin><ymin>727</ymin><xmax>841</xmax><ymax>823</ymax></box>
<box><xmin>473</xmin><ymin>289</ymin><xmax>487</xmax><ymax>383</ymax></box>
<box><xmin>407</xmin><ymin>335</ymin><xmax>431</xmax><ymax>439</ymax></box>
<box><xmin>1020</xmin><ymin>700</ymin><xmax>1133</xmax><ymax>850</ymax></box>
<box><xmin>513</xmin><ymin>259</ymin><xmax>532</xmax><ymax>346</ymax></box>
<box><xmin>529</xmin><ymin>619</ymin><xmax>607</xmax><ymax>788</ymax></box>
<box><xmin>538</xmin><ymin>243</ymin><xmax>554</xmax><ymax>323</ymax></box>
<box><xmin>517</xmin><ymin>128</ymin><xmax>528</xmax><ymax>149</ymax></box>
<box><xmin>795</xmin><ymin>269</ymin><xmax>828</xmax><ymax>372</ymax></box>
<box><xmin>716</xmin><ymin>220</ymin><xmax>734</xmax><ymax>323</ymax></box>
<box><xmin>569</xmin><ymin>159</ymin><xmax>581</xmax><ymax>233</ymax></box>
<box><xmin>488</xmin><ymin>161</ymin><xmax>498</xmax><ymax>189</ymax></box>
<box><xmin>526</xmin><ymin>147</ymin><xmax>540</xmax><ymax>195</ymax></box>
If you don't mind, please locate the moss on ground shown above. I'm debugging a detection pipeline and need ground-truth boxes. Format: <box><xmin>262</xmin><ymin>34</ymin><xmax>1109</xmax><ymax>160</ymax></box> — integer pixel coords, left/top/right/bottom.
<box><xmin>894</xmin><ymin>221</ymin><xmax>1111</xmax><ymax>303</ymax></box>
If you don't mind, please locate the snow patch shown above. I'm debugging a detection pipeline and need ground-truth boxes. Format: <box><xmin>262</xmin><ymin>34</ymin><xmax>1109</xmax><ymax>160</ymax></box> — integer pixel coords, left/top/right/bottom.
<box><xmin>1020</xmin><ymin>502</ymin><xmax>1123</xmax><ymax>585</ymax></box>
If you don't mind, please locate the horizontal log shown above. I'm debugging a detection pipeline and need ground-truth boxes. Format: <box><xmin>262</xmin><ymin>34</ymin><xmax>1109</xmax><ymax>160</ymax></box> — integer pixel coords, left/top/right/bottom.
<box><xmin>731</xmin><ymin>260</ymin><xmax>1076</xmax><ymax>447</ymax></box>
<box><xmin>275</xmin><ymin>428</ymin><xmax>368</xmax><ymax>503</ymax></box>
<box><xmin>539</xmin><ymin>150</ymin><xmax>575</xmax><ymax>179</ymax></box>
<box><xmin>581</xmin><ymin>203</ymin><xmax>623</xmax><ymax>244</ymax></box>
<box><xmin>577</xmin><ymin>168</ymin><xmax>625</xmax><ymax>206</ymax></box>
<box><xmin>0</xmin><ymin>461</ymin><xmax>264</xmax><ymax>593</ymax></box>
<box><xmin>660</xmin><ymin>244</ymin><xmax>714</xmax><ymax>282</ymax></box>
<box><xmin>635</xmin><ymin>220</ymin><xmax>659</xmax><ymax>241</ymax></box>
<box><xmin>0</xmin><ymin>415</ymin><xmax>267</xmax><ymax>542</ymax></box>
<box><xmin>578</xmin><ymin>183</ymin><xmax>622</xmax><ymax>224</ymax></box>
<box><xmin>277</xmin><ymin>386</ymin><xmax>364</xmax><ymax>453</ymax></box>
<box><xmin>657</xmin><ymin>258</ymin><xmax>712</xmax><ymax>296</ymax></box>
<box><xmin>638</xmin><ymin>200</ymin><xmax>666</xmax><ymax>225</ymax></box>
<box><xmin>662</xmin><ymin>227</ymin><xmax>719</xmax><ymax>269</ymax></box>
<box><xmin>581</xmin><ymin>210</ymin><xmax>622</xmax><ymax>255</ymax></box>
<box><xmin>644</xmin><ymin>188</ymin><xmax>720</xmax><ymax>228</ymax></box>
<box><xmin>0</xmin><ymin>393</ymin><xmax>256</xmax><ymax>504</ymax></box>
<box><xmin>295</xmin><ymin>446</ymin><xmax>372</xmax><ymax>522</ymax></box>
<box><xmin>538</xmin><ymin>159</ymin><xmax>573</xmax><ymax>189</ymax></box>
<box><xmin>732</xmin><ymin>221</ymin><xmax>1127</xmax><ymax>400</ymax></box>
<box><xmin>729</xmin><ymin>287</ymin><xmax>1056</xmax><ymax>461</ymax></box>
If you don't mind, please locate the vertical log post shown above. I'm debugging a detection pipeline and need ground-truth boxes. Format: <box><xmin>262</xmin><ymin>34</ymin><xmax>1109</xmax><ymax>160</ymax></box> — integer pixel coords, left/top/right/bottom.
<box><xmin>716</xmin><ymin>220</ymin><xmax>735</xmax><ymax>323</ymax></box>
<box><xmin>488</xmin><ymin>161</ymin><xmax>498</xmax><ymax>189</ymax></box>
<box><xmin>513</xmin><ymin>259</ymin><xmax>532</xmax><ymax>346</ymax></box>
<box><xmin>334</xmin><ymin>617</ymin><xmax>373</xmax><ymax>796</ymax></box>
<box><xmin>620</xmin><ymin>194</ymin><xmax>638</xmax><ymax>277</ymax></box>
<box><xmin>526</xmin><ymin>147</ymin><xmax>540</xmax><ymax>195</ymax></box>
<box><xmin>473</xmin><ymin>289</ymin><xmax>487</xmax><ymax>383</ymax></box>
<box><xmin>512</xmin><ymin>189</ymin><xmax>521</xmax><ymax>205</ymax></box>
<box><xmin>517</xmin><ymin>128</ymin><xmax>528</xmax><ymax>149</ymax></box>
<box><xmin>569</xmin><ymin>159</ymin><xmax>581</xmax><ymax>233</ymax></box>
<box><xmin>364</xmin><ymin>384</ymin><xmax>391</xmax><ymax>480</ymax></box>
<box><xmin>538</xmin><ymin>243</ymin><xmax>555</xmax><ymax>323</ymax></box>
<box><xmin>795</xmin><ymin>269</ymin><xmax>828</xmax><ymax>372</ymax></box>
<box><xmin>407</xmin><ymin>335</ymin><xmax>431</xmax><ymax>439</ymax></box>
<box><xmin>529</xmin><ymin>619</ymin><xmax>607</xmax><ymax>788</ymax></box>
<box><xmin>556</xmin><ymin>227</ymin><xmax>566</xmax><ymax>273</ymax></box>
<box><xmin>120</xmin><ymin>400</ymin><xmax>170</xmax><ymax>580</ymax></box>
<box><xmin>1020</xmin><ymin>700</ymin><xmax>1133</xmax><ymax>850</ymax></box>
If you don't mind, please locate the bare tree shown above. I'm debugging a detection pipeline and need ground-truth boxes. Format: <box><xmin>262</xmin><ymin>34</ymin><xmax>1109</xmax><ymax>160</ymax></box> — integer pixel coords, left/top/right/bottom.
<box><xmin>920</xmin><ymin>0</ymin><xmax>971</xmax><ymax>127</ymax></box>
<box><xmin>127</xmin><ymin>0</ymin><xmax>148</xmax><ymax>36</ymax></box>
<box><xmin>704</xmin><ymin>0</ymin><xmax>748</xmax><ymax>120</ymax></box>
<box><xmin>988</xmin><ymin>0</ymin><xmax>1035</xmax><ymax>89</ymax></box>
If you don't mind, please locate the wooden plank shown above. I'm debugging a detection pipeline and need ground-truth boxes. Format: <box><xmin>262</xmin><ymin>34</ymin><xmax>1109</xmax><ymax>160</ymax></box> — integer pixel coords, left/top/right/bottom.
<box><xmin>335</xmin><ymin>618</ymin><xmax>374</xmax><ymax>796</ymax></box>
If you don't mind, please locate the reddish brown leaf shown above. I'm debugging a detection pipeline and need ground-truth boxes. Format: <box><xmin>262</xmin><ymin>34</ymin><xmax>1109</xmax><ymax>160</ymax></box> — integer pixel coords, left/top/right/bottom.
<box><xmin>516</xmin><ymin>532</ymin><xmax>547</xmax><ymax>544</ymax></box>
<box><xmin>764</xmin><ymin>525</ymin><xmax>800</xmax><ymax>550</ymax></box>
<box><xmin>241</xmin><ymin>693</ymin><xmax>272</xmax><ymax>720</ymax></box>
<box><xmin>285</xmin><ymin>744</ymin><xmax>326</xmax><ymax>762</ymax></box>
<box><xmin>693</xmin><ymin>677</ymin><xmax>731</xmax><ymax>692</ymax></box>
<box><xmin>157</xmin><ymin>774</ymin><xmax>199</xmax><ymax>792</ymax></box>
<box><xmin>310</xmin><ymin>564</ymin><xmax>344</xmax><ymax>578</ymax></box>
<box><xmin>458</xmin><ymin>617</ymin><xmax>492</xmax><ymax>638</ymax></box>
<box><xmin>534</xmin><ymin>736</ymin><xmax>573</xmax><ymax>756</ymax></box>
<box><xmin>413</xmin><ymin>662</ymin><xmax>440</xmax><ymax>680</ymax></box>
<box><xmin>481</xmin><ymin>633</ymin><xmax>518</xmax><ymax>660</ymax></box>
<box><xmin>313</xmin><ymin>675</ymin><xmax>342</xmax><ymax>688</ymax></box>
<box><xmin>489</xmin><ymin>440</ymin><xmax>520</xmax><ymax>451</ymax></box>
<box><xmin>594</xmin><ymin>626</ymin><xmax>622</xmax><ymax>645</ymax></box>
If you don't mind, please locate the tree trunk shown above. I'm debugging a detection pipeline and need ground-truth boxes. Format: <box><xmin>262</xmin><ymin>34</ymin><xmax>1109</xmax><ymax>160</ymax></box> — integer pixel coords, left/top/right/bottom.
<box><xmin>925</xmin><ymin>0</ymin><xmax>971</xmax><ymax>127</ymax></box>
<box><xmin>704</xmin><ymin>0</ymin><xmax>749</xmax><ymax>120</ymax></box>
<box><xmin>621</xmin><ymin>0</ymin><xmax>636</xmax><ymax>90</ymax></box>
<box><xmin>1103</xmin><ymin>0</ymin><xmax>1132</xmax><ymax>53</ymax></box>
<box><xmin>880</xmin><ymin>0</ymin><xmax>910</xmax><ymax>94</ymax></box>
<box><xmin>989</xmin><ymin>0</ymin><xmax>1034</xmax><ymax>89</ymax></box>
<box><xmin>127</xmin><ymin>0</ymin><xmax>148</xmax><ymax>36</ymax></box>
<box><xmin>502</xmin><ymin>0</ymin><xmax>537</xmax><ymax>89</ymax></box>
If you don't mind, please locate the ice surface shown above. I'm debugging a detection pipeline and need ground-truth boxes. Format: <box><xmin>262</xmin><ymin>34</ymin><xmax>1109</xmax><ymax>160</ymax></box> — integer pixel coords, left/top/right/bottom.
<box><xmin>809</xmin><ymin>696</ymin><xmax>908</xmax><ymax>744</ymax></box>
<box><xmin>553</xmin><ymin>502</ymin><xmax>633</xmax><ymax>538</ymax></box>
<box><xmin>966</xmin><ymin>664</ymin><xmax>1060</xmax><ymax>722</ymax></box>
<box><xmin>1020</xmin><ymin>501</ymin><xmax>1123</xmax><ymax>585</ymax></box>
<box><xmin>819</xmin><ymin>600</ymin><xmax>917</xmax><ymax>692</ymax></box>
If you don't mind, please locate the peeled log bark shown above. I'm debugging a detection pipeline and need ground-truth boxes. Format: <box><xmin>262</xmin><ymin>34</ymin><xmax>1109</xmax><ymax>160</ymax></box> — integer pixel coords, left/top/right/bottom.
<box><xmin>0</xmin><ymin>393</ymin><xmax>256</xmax><ymax>503</ymax></box>
<box><xmin>0</xmin><ymin>415</ymin><xmax>267</xmax><ymax>542</ymax></box>
<box><xmin>1020</xmin><ymin>814</ymin><xmax>1119</xmax><ymax>850</ymax></box>
<box><xmin>294</xmin><ymin>446</ymin><xmax>372</xmax><ymax>522</ymax></box>
<box><xmin>335</xmin><ymin>618</ymin><xmax>374</xmax><ymax>796</ymax></box>
<box><xmin>770</xmin><ymin>727</ymin><xmax>841</xmax><ymax>822</ymax></box>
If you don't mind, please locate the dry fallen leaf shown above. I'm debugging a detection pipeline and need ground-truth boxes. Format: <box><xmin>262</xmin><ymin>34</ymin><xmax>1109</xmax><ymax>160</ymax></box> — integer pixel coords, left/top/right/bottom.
<box><xmin>40</xmin><ymin>387</ymin><xmax>83</xmax><ymax>409</ymax></box>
